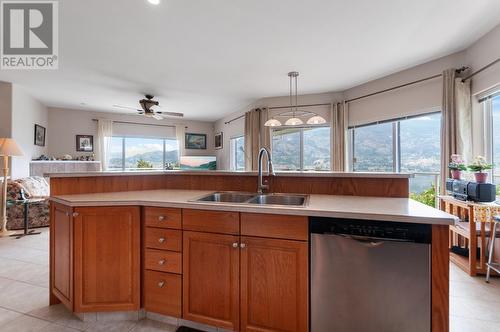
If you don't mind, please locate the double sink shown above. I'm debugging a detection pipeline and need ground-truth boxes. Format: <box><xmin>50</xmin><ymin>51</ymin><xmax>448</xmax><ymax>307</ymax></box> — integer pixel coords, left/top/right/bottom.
<box><xmin>192</xmin><ymin>191</ymin><xmax>309</xmax><ymax>207</ymax></box>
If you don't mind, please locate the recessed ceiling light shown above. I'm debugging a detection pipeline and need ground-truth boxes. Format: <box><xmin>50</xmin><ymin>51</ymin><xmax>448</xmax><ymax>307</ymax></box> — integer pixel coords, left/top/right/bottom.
<box><xmin>148</xmin><ymin>0</ymin><xmax>161</xmax><ymax>5</ymax></box>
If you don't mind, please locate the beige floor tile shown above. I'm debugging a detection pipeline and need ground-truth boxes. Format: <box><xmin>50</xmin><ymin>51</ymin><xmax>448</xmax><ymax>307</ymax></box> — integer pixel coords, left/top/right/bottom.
<box><xmin>28</xmin><ymin>303</ymin><xmax>74</xmax><ymax>323</ymax></box>
<box><xmin>1</xmin><ymin>314</ymin><xmax>51</xmax><ymax>332</ymax></box>
<box><xmin>0</xmin><ymin>279</ymin><xmax>49</xmax><ymax>313</ymax></box>
<box><xmin>0</xmin><ymin>241</ymin><xmax>49</xmax><ymax>265</ymax></box>
<box><xmin>130</xmin><ymin>319</ymin><xmax>177</xmax><ymax>332</ymax></box>
<box><xmin>39</xmin><ymin>323</ymin><xmax>81</xmax><ymax>332</ymax></box>
<box><xmin>83</xmin><ymin>320</ymin><xmax>138</xmax><ymax>332</ymax></box>
<box><xmin>451</xmin><ymin>295</ymin><xmax>500</xmax><ymax>322</ymax></box>
<box><xmin>0</xmin><ymin>256</ymin><xmax>49</xmax><ymax>288</ymax></box>
<box><xmin>0</xmin><ymin>307</ymin><xmax>22</xmax><ymax>324</ymax></box>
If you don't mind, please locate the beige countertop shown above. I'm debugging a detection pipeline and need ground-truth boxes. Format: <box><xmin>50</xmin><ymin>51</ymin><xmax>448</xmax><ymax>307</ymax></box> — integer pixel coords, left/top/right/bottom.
<box><xmin>51</xmin><ymin>189</ymin><xmax>456</xmax><ymax>226</ymax></box>
<box><xmin>45</xmin><ymin>170</ymin><xmax>413</xmax><ymax>178</ymax></box>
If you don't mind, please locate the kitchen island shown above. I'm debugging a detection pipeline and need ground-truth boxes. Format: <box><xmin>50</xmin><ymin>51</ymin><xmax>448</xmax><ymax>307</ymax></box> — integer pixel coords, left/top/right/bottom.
<box><xmin>48</xmin><ymin>171</ymin><xmax>456</xmax><ymax>332</ymax></box>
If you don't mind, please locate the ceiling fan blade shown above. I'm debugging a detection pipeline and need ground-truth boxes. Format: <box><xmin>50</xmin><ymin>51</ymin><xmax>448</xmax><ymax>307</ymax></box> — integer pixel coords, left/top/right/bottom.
<box><xmin>113</xmin><ymin>104</ymin><xmax>138</xmax><ymax>111</ymax></box>
<box><xmin>152</xmin><ymin>114</ymin><xmax>164</xmax><ymax>120</ymax></box>
<box><xmin>156</xmin><ymin>111</ymin><xmax>184</xmax><ymax>118</ymax></box>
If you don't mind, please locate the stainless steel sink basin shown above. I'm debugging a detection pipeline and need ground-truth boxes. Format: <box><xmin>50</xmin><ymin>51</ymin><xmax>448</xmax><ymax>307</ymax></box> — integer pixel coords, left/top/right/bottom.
<box><xmin>195</xmin><ymin>192</ymin><xmax>256</xmax><ymax>203</ymax></box>
<box><xmin>192</xmin><ymin>192</ymin><xmax>309</xmax><ymax>207</ymax></box>
<box><xmin>247</xmin><ymin>194</ymin><xmax>309</xmax><ymax>206</ymax></box>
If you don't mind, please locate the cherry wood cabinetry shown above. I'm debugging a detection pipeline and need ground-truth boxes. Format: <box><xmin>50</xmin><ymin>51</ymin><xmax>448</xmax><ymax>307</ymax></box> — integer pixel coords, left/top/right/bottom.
<box><xmin>182</xmin><ymin>230</ymin><xmax>240</xmax><ymax>330</ymax></box>
<box><xmin>73</xmin><ymin>206</ymin><xmax>140</xmax><ymax>312</ymax></box>
<box><xmin>50</xmin><ymin>202</ymin><xmax>73</xmax><ymax>309</ymax></box>
<box><xmin>240</xmin><ymin>236</ymin><xmax>308</xmax><ymax>332</ymax></box>
<box><xmin>143</xmin><ymin>207</ymin><xmax>183</xmax><ymax>318</ymax></box>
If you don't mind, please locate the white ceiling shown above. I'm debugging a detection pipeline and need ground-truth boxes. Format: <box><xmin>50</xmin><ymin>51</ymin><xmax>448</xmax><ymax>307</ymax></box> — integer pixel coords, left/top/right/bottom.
<box><xmin>1</xmin><ymin>0</ymin><xmax>500</xmax><ymax>121</ymax></box>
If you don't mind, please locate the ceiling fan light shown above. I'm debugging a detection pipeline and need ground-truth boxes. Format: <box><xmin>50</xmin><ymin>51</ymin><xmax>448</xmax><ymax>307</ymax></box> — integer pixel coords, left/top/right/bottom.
<box><xmin>264</xmin><ymin>118</ymin><xmax>282</xmax><ymax>127</ymax></box>
<box><xmin>307</xmin><ymin>115</ymin><xmax>326</xmax><ymax>125</ymax></box>
<box><xmin>285</xmin><ymin>117</ymin><xmax>303</xmax><ymax>126</ymax></box>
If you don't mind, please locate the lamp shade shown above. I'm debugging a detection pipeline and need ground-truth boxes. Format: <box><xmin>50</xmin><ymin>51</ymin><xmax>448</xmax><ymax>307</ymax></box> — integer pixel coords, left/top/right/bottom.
<box><xmin>0</xmin><ymin>138</ymin><xmax>24</xmax><ymax>156</ymax></box>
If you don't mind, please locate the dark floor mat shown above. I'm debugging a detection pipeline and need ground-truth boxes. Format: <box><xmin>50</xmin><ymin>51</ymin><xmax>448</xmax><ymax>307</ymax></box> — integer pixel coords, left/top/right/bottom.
<box><xmin>176</xmin><ymin>327</ymin><xmax>205</xmax><ymax>332</ymax></box>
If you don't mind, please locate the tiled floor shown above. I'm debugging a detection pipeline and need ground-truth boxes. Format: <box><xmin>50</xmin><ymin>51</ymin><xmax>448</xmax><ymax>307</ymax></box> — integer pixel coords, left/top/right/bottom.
<box><xmin>0</xmin><ymin>228</ymin><xmax>499</xmax><ymax>331</ymax></box>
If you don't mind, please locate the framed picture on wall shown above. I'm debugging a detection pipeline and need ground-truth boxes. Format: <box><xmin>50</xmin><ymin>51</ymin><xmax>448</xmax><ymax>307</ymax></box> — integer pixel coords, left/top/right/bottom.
<box><xmin>185</xmin><ymin>133</ymin><xmax>207</xmax><ymax>150</ymax></box>
<box><xmin>215</xmin><ymin>132</ymin><xmax>223</xmax><ymax>150</ymax></box>
<box><xmin>34</xmin><ymin>124</ymin><xmax>46</xmax><ymax>147</ymax></box>
<box><xmin>76</xmin><ymin>135</ymin><xmax>94</xmax><ymax>152</ymax></box>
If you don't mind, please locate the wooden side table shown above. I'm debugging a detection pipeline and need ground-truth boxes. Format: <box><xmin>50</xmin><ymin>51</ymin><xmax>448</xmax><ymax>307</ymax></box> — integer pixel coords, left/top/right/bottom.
<box><xmin>439</xmin><ymin>196</ymin><xmax>500</xmax><ymax>276</ymax></box>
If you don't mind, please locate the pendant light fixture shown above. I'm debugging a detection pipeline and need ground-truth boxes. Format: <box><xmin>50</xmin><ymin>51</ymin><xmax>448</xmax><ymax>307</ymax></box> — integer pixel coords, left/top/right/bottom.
<box><xmin>264</xmin><ymin>71</ymin><xmax>326</xmax><ymax>127</ymax></box>
<box><xmin>284</xmin><ymin>72</ymin><xmax>303</xmax><ymax>126</ymax></box>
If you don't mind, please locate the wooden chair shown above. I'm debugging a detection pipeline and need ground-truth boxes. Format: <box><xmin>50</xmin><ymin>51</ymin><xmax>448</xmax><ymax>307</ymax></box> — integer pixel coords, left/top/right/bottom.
<box><xmin>439</xmin><ymin>196</ymin><xmax>500</xmax><ymax>276</ymax></box>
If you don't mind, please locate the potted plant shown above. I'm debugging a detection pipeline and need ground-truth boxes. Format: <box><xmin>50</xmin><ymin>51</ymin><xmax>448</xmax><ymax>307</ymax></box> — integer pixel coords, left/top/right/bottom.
<box><xmin>448</xmin><ymin>154</ymin><xmax>466</xmax><ymax>180</ymax></box>
<box><xmin>467</xmin><ymin>156</ymin><xmax>493</xmax><ymax>183</ymax></box>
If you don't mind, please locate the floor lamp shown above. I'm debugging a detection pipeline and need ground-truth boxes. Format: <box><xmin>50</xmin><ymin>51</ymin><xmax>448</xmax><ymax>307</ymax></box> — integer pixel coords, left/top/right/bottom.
<box><xmin>0</xmin><ymin>138</ymin><xmax>24</xmax><ymax>237</ymax></box>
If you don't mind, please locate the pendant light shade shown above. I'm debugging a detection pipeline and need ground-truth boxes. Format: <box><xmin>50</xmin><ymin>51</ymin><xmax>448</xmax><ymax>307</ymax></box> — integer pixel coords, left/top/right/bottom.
<box><xmin>306</xmin><ymin>115</ymin><xmax>327</xmax><ymax>125</ymax></box>
<box><xmin>285</xmin><ymin>117</ymin><xmax>304</xmax><ymax>126</ymax></box>
<box><xmin>264</xmin><ymin>118</ymin><xmax>282</xmax><ymax>127</ymax></box>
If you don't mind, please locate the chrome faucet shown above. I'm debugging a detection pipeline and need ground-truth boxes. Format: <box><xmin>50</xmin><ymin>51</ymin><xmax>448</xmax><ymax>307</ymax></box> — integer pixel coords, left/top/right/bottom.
<box><xmin>257</xmin><ymin>147</ymin><xmax>275</xmax><ymax>194</ymax></box>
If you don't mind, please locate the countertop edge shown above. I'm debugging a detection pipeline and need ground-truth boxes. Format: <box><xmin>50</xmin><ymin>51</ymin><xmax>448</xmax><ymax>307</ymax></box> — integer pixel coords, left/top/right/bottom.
<box><xmin>49</xmin><ymin>195</ymin><xmax>456</xmax><ymax>226</ymax></box>
<box><xmin>45</xmin><ymin>170</ymin><xmax>414</xmax><ymax>179</ymax></box>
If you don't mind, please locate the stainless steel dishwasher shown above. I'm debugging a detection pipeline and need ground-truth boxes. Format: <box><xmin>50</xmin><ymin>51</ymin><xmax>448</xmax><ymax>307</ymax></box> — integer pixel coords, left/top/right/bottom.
<box><xmin>310</xmin><ymin>217</ymin><xmax>431</xmax><ymax>332</ymax></box>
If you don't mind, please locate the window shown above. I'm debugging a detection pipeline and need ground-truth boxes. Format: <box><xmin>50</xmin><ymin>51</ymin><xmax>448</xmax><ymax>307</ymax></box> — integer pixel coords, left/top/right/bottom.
<box><xmin>350</xmin><ymin>112</ymin><xmax>441</xmax><ymax>197</ymax></box>
<box><xmin>486</xmin><ymin>94</ymin><xmax>500</xmax><ymax>187</ymax></box>
<box><xmin>272</xmin><ymin>127</ymin><xmax>331</xmax><ymax>171</ymax></box>
<box><xmin>107</xmin><ymin>137</ymin><xmax>179</xmax><ymax>171</ymax></box>
<box><xmin>230</xmin><ymin>136</ymin><xmax>245</xmax><ymax>171</ymax></box>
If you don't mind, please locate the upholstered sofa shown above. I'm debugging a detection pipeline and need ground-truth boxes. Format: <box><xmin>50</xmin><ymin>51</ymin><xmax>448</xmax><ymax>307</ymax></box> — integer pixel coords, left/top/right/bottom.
<box><xmin>6</xmin><ymin>176</ymin><xmax>50</xmax><ymax>230</ymax></box>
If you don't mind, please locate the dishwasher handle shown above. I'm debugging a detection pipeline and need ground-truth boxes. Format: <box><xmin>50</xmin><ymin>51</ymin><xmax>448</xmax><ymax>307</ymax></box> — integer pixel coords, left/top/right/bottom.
<box><xmin>322</xmin><ymin>233</ymin><xmax>413</xmax><ymax>247</ymax></box>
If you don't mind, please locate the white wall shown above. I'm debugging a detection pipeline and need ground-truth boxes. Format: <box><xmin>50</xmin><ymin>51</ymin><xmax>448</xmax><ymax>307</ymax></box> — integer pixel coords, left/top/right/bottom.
<box><xmin>11</xmin><ymin>85</ymin><xmax>49</xmax><ymax>179</ymax></box>
<box><xmin>344</xmin><ymin>52</ymin><xmax>466</xmax><ymax>126</ymax></box>
<box><xmin>214</xmin><ymin>92</ymin><xmax>343</xmax><ymax>169</ymax></box>
<box><xmin>48</xmin><ymin>107</ymin><xmax>215</xmax><ymax>159</ymax></box>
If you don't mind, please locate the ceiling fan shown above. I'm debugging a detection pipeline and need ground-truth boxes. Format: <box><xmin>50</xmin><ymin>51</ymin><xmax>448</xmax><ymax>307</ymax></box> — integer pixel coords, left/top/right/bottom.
<box><xmin>113</xmin><ymin>95</ymin><xmax>183</xmax><ymax>120</ymax></box>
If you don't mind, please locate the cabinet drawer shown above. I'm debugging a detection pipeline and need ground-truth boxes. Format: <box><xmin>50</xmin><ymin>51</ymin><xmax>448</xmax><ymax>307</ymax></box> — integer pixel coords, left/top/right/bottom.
<box><xmin>183</xmin><ymin>209</ymin><xmax>239</xmax><ymax>235</ymax></box>
<box><xmin>144</xmin><ymin>270</ymin><xmax>181</xmax><ymax>318</ymax></box>
<box><xmin>144</xmin><ymin>207</ymin><xmax>181</xmax><ymax>229</ymax></box>
<box><xmin>241</xmin><ymin>213</ymin><xmax>308</xmax><ymax>241</ymax></box>
<box><xmin>145</xmin><ymin>249</ymin><xmax>182</xmax><ymax>274</ymax></box>
<box><xmin>145</xmin><ymin>228</ymin><xmax>182</xmax><ymax>252</ymax></box>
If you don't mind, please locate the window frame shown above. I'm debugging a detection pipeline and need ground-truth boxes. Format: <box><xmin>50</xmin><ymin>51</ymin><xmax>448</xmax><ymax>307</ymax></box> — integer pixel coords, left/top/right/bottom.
<box><xmin>348</xmin><ymin>111</ymin><xmax>441</xmax><ymax>173</ymax></box>
<box><xmin>229</xmin><ymin>135</ymin><xmax>245</xmax><ymax>171</ymax></box>
<box><xmin>107</xmin><ymin>136</ymin><xmax>179</xmax><ymax>171</ymax></box>
<box><xmin>271</xmin><ymin>125</ymin><xmax>331</xmax><ymax>171</ymax></box>
<box><xmin>484</xmin><ymin>91</ymin><xmax>500</xmax><ymax>181</ymax></box>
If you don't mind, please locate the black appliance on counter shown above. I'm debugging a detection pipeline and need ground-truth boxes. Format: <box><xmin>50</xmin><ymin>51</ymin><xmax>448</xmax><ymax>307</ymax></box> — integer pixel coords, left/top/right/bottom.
<box><xmin>445</xmin><ymin>179</ymin><xmax>496</xmax><ymax>202</ymax></box>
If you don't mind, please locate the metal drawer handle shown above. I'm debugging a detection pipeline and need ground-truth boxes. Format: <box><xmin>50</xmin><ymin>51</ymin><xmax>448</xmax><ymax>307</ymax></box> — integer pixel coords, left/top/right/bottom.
<box><xmin>158</xmin><ymin>259</ymin><xmax>166</xmax><ymax>265</ymax></box>
<box><xmin>158</xmin><ymin>237</ymin><xmax>166</xmax><ymax>244</ymax></box>
<box><xmin>240</xmin><ymin>243</ymin><xmax>246</xmax><ymax>249</ymax></box>
<box><xmin>72</xmin><ymin>212</ymin><xmax>79</xmax><ymax>217</ymax></box>
<box><xmin>232</xmin><ymin>242</ymin><xmax>239</xmax><ymax>248</ymax></box>
<box><xmin>158</xmin><ymin>215</ymin><xmax>166</xmax><ymax>221</ymax></box>
<box><xmin>158</xmin><ymin>280</ymin><xmax>165</xmax><ymax>288</ymax></box>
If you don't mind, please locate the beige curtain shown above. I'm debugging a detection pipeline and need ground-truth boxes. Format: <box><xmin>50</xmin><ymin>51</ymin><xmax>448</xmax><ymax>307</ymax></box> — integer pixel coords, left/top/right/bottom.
<box><xmin>175</xmin><ymin>124</ymin><xmax>185</xmax><ymax>159</ymax></box>
<box><xmin>244</xmin><ymin>108</ymin><xmax>270</xmax><ymax>171</ymax></box>
<box><xmin>331</xmin><ymin>102</ymin><xmax>347</xmax><ymax>171</ymax></box>
<box><xmin>96</xmin><ymin>119</ymin><xmax>113</xmax><ymax>171</ymax></box>
<box><xmin>440</xmin><ymin>69</ymin><xmax>472</xmax><ymax>193</ymax></box>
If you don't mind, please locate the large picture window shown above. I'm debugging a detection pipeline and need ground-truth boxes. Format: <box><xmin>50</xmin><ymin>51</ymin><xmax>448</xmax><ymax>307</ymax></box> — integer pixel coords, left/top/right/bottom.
<box><xmin>486</xmin><ymin>93</ymin><xmax>500</xmax><ymax>187</ymax></box>
<box><xmin>272</xmin><ymin>126</ymin><xmax>331</xmax><ymax>171</ymax></box>
<box><xmin>230</xmin><ymin>136</ymin><xmax>245</xmax><ymax>171</ymax></box>
<box><xmin>107</xmin><ymin>137</ymin><xmax>179</xmax><ymax>171</ymax></box>
<box><xmin>350</xmin><ymin>112</ymin><xmax>441</xmax><ymax>197</ymax></box>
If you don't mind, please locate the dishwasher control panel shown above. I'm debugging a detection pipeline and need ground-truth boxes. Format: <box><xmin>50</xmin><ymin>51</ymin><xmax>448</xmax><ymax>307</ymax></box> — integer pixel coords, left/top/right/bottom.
<box><xmin>310</xmin><ymin>217</ymin><xmax>432</xmax><ymax>244</ymax></box>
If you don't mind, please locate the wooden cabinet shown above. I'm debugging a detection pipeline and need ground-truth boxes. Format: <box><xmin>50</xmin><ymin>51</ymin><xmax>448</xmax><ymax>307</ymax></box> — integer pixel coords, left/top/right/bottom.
<box><xmin>50</xmin><ymin>202</ymin><xmax>73</xmax><ymax>309</ymax></box>
<box><xmin>240</xmin><ymin>236</ymin><xmax>308</xmax><ymax>332</ymax></box>
<box><xmin>144</xmin><ymin>270</ymin><xmax>182</xmax><ymax>317</ymax></box>
<box><xmin>73</xmin><ymin>206</ymin><xmax>140</xmax><ymax>312</ymax></box>
<box><xmin>183</xmin><ymin>231</ymin><xmax>240</xmax><ymax>331</ymax></box>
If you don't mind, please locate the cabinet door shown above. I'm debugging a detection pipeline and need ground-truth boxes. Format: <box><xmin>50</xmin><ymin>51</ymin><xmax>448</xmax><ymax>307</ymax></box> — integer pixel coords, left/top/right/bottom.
<box><xmin>240</xmin><ymin>237</ymin><xmax>308</xmax><ymax>332</ymax></box>
<box><xmin>183</xmin><ymin>231</ymin><xmax>240</xmax><ymax>331</ymax></box>
<box><xmin>73</xmin><ymin>206</ymin><xmax>140</xmax><ymax>312</ymax></box>
<box><xmin>50</xmin><ymin>202</ymin><xmax>73</xmax><ymax>309</ymax></box>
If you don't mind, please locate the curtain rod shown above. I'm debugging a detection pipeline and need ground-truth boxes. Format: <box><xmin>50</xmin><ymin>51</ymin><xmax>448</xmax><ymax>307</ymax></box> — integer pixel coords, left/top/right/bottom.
<box><xmin>462</xmin><ymin>57</ymin><xmax>500</xmax><ymax>82</ymax></box>
<box><xmin>346</xmin><ymin>66</ymin><xmax>469</xmax><ymax>103</ymax></box>
<box><xmin>224</xmin><ymin>103</ymin><xmax>332</xmax><ymax>124</ymax></box>
<box><xmin>92</xmin><ymin>119</ymin><xmax>187</xmax><ymax>129</ymax></box>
